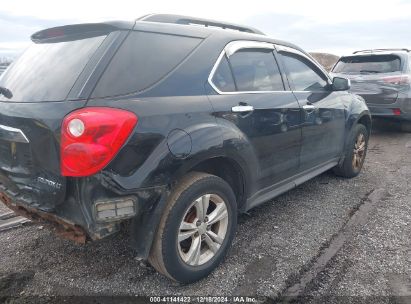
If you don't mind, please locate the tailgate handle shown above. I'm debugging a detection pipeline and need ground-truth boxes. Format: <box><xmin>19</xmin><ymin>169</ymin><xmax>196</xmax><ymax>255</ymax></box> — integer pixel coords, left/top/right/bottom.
<box><xmin>0</xmin><ymin>124</ymin><xmax>29</xmax><ymax>143</ymax></box>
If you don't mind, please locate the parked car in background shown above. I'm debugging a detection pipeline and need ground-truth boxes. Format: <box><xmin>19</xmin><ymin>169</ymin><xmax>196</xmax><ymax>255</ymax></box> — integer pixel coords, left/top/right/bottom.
<box><xmin>0</xmin><ymin>14</ymin><xmax>371</xmax><ymax>283</ymax></box>
<box><xmin>331</xmin><ymin>49</ymin><xmax>411</xmax><ymax>131</ymax></box>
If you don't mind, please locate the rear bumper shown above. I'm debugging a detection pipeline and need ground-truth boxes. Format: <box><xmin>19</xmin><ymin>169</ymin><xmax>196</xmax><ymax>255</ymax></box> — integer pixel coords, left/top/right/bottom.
<box><xmin>368</xmin><ymin>107</ymin><xmax>411</xmax><ymax>121</ymax></box>
<box><xmin>0</xmin><ymin>178</ymin><xmax>169</xmax><ymax>258</ymax></box>
<box><xmin>0</xmin><ymin>191</ymin><xmax>88</xmax><ymax>243</ymax></box>
<box><xmin>0</xmin><ymin>182</ymin><xmax>158</xmax><ymax>242</ymax></box>
<box><xmin>367</xmin><ymin>96</ymin><xmax>411</xmax><ymax>121</ymax></box>
<box><xmin>0</xmin><ymin>176</ymin><xmax>126</xmax><ymax>242</ymax></box>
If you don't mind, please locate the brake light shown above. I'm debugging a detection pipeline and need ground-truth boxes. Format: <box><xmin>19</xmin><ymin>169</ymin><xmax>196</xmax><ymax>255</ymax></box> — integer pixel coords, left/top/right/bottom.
<box><xmin>61</xmin><ymin>107</ymin><xmax>137</xmax><ymax>177</ymax></box>
<box><xmin>382</xmin><ymin>75</ymin><xmax>410</xmax><ymax>85</ymax></box>
<box><xmin>392</xmin><ymin>108</ymin><xmax>402</xmax><ymax>116</ymax></box>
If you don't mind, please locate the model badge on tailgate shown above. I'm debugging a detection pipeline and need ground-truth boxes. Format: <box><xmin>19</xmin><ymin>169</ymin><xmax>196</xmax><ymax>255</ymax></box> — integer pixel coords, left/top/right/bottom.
<box><xmin>37</xmin><ymin>177</ymin><xmax>62</xmax><ymax>189</ymax></box>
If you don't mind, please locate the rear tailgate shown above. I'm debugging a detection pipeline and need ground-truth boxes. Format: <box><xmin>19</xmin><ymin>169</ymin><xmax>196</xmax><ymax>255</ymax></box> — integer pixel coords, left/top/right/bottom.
<box><xmin>332</xmin><ymin>54</ymin><xmax>408</xmax><ymax>105</ymax></box>
<box><xmin>345</xmin><ymin>73</ymin><xmax>402</xmax><ymax>104</ymax></box>
<box><xmin>0</xmin><ymin>101</ymin><xmax>86</xmax><ymax>211</ymax></box>
<box><xmin>0</xmin><ymin>24</ymin><xmax>123</xmax><ymax>211</ymax></box>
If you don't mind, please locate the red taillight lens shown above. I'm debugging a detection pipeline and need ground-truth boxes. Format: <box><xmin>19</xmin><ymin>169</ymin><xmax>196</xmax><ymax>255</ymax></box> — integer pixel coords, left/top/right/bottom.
<box><xmin>392</xmin><ymin>108</ymin><xmax>402</xmax><ymax>116</ymax></box>
<box><xmin>61</xmin><ymin>107</ymin><xmax>138</xmax><ymax>177</ymax></box>
<box><xmin>382</xmin><ymin>75</ymin><xmax>411</xmax><ymax>85</ymax></box>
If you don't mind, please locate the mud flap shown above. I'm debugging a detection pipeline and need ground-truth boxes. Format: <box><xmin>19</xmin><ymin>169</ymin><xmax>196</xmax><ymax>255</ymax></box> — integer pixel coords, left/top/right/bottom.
<box><xmin>130</xmin><ymin>189</ymin><xmax>170</xmax><ymax>260</ymax></box>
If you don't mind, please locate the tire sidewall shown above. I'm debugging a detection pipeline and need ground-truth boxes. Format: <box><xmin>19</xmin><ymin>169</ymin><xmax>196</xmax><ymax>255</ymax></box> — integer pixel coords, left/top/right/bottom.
<box><xmin>161</xmin><ymin>177</ymin><xmax>237</xmax><ymax>283</ymax></box>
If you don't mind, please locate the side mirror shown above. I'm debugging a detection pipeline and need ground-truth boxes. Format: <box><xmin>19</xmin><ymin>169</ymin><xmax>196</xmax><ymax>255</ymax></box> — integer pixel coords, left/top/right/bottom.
<box><xmin>332</xmin><ymin>77</ymin><xmax>351</xmax><ymax>91</ymax></box>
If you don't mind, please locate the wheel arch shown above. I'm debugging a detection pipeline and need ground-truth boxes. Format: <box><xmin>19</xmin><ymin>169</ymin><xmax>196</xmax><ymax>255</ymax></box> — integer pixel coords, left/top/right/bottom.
<box><xmin>339</xmin><ymin>110</ymin><xmax>371</xmax><ymax>166</ymax></box>
<box><xmin>187</xmin><ymin>156</ymin><xmax>248</xmax><ymax>212</ymax></box>
<box><xmin>130</xmin><ymin>153</ymin><xmax>251</xmax><ymax>260</ymax></box>
<box><xmin>357</xmin><ymin>113</ymin><xmax>372</xmax><ymax>134</ymax></box>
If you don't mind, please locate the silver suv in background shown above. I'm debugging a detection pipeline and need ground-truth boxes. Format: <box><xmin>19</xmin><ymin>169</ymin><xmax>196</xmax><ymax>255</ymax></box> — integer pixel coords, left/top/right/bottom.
<box><xmin>331</xmin><ymin>49</ymin><xmax>411</xmax><ymax>131</ymax></box>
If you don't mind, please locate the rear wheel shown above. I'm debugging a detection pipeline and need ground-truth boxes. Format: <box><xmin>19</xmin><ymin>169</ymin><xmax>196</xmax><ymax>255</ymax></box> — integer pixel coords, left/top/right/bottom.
<box><xmin>334</xmin><ymin>124</ymin><xmax>369</xmax><ymax>178</ymax></box>
<box><xmin>149</xmin><ymin>172</ymin><xmax>237</xmax><ymax>283</ymax></box>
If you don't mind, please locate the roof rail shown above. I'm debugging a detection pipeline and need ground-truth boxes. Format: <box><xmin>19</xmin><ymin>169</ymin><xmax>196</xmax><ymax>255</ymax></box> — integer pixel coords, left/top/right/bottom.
<box><xmin>138</xmin><ymin>14</ymin><xmax>264</xmax><ymax>35</ymax></box>
<box><xmin>353</xmin><ymin>48</ymin><xmax>411</xmax><ymax>54</ymax></box>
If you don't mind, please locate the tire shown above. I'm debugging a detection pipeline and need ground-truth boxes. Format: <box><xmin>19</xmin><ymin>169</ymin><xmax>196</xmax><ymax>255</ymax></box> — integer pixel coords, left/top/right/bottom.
<box><xmin>333</xmin><ymin>124</ymin><xmax>369</xmax><ymax>178</ymax></box>
<box><xmin>400</xmin><ymin>121</ymin><xmax>411</xmax><ymax>133</ymax></box>
<box><xmin>148</xmin><ymin>172</ymin><xmax>237</xmax><ymax>283</ymax></box>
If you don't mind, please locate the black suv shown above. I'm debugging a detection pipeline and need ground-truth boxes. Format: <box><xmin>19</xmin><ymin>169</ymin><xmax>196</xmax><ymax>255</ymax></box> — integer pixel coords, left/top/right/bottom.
<box><xmin>331</xmin><ymin>49</ymin><xmax>411</xmax><ymax>131</ymax></box>
<box><xmin>0</xmin><ymin>14</ymin><xmax>371</xmax><ymax>283</ymax></box>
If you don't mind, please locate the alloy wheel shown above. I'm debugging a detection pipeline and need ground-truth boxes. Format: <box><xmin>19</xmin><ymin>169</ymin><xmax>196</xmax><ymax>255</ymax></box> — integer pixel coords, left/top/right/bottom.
<box><xmin>352</xmin><ymin>133</ymin><xmax>366</xmax><ymax>170</ymax></box>
<box><xmin>177</xmin><ymin>194</ymin><xmax>229</xmax><ymax>266</ymax></box>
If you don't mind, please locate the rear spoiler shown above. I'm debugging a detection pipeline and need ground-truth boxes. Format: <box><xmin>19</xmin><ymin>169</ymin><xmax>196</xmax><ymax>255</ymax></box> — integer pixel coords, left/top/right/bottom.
<box><xmin>353</xmin><ymin>48</ymin><xmax>411</xmax><ymax>54</ymax></box>
<box><xmin>31</xmin><ymin>22</ymin><xmax>133</xmax><ymax>44</ymax></box>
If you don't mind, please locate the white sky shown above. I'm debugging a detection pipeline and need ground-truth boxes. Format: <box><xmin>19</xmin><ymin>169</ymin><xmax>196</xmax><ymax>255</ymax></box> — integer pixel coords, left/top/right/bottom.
<box><xmin>2</xmin><ymin>0</ymin><xmax>411</xmax><ymax>23</ymax></box>
<box><xmin>1</xmin><ymin>0</ymin><xmax>411</xmax><ymax>55</ymax></box>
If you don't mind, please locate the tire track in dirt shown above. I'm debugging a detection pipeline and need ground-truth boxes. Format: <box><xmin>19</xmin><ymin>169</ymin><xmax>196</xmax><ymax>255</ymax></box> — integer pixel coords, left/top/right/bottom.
<box><xmin>269</xmin><ymin>188</ymin><xmax>388</xmax><ymax>303</ymax></box>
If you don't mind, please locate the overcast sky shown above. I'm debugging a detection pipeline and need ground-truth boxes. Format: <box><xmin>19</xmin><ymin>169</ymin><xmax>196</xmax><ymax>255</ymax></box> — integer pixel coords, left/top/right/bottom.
<box><xmin>1</xmin><ymin>0</ymin><xmax>411</xmax><ymax>57</ymax></box>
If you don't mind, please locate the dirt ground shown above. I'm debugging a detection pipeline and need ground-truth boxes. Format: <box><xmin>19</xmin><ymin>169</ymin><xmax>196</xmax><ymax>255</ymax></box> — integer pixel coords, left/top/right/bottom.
<box><xmin>0</xmin><ymin>123</ymin><xmax>410</xmax><ymax>303</ymax></box>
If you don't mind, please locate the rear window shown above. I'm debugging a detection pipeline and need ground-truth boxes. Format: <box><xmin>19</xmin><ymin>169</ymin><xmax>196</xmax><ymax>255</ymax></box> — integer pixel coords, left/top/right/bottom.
<box><xmin>333</xmin><ymin>55</ymin><xmax>402</xmax><ymax>74</ymax></box>
<box><xmin>0</xmin><ymin>36</ymin><xmax>106</xmax><ymax>102</ymax></box>
<box><xmin>91</xmin><ymin>31</ymin><xmax>202</xmax><ymax>98</ymax></box>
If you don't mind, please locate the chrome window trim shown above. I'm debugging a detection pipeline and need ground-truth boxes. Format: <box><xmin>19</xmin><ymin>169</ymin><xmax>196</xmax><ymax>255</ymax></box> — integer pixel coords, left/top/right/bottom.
<box><xmin>225</xmin><ymin>41</ymin><xmax>274</xmax><ymax>58</ymax></box>
<box><xmin>0</xmin><ymin>124</ymin><xmax>29</xmax><ymax>143</ymax></box>
<box><xmin>208</xmin><ymin>40</ymin><xmax>283</xmax><ymax>95</ymax></box>
<box><xmin>275</xmin><ymin>44</ymin><xmax>333</xmax><ymax>85</ymax></box>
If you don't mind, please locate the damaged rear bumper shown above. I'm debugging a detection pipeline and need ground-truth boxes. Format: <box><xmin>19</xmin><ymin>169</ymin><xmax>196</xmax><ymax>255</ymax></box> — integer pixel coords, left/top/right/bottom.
<box><xmin>0</xmin><ymin>191</ymin><xmax>88</xmax><ymax>243</ymax></box>
<box><xmin>0</xmin><ymin>178</ymin><xmax>135</xmax><ymax>243</ymax></box>
<box><xmin>0</xmin><ymin>178</ymin><xmax>169</xmax><ymax>259</ymax></box>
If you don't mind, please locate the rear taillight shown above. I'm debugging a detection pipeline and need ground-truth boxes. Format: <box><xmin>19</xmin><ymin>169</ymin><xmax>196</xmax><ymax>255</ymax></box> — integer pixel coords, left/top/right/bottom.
<box><xmin>61</xmin><ymin>107</ymin><xmax>138</xmax><ymax>177</ymax></box>
<box><xmin>382</xmin><ymin>75</ymin><xmax>411</xmax><ymax>85</ymax></box>
<box><xmin>392</xmin><ymin>108</ymin><xmax>402</xmax><ymax>116</ymax></box>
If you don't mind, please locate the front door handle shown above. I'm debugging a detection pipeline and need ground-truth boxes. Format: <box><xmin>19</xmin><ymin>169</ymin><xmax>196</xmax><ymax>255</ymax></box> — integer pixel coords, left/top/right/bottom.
<box><xmin>232</xmin><ymin>105</ymin><xmax>254</xmax><ymax>113</ymax></box>
<box><xmin>303</xmin><ymin>104</ymin><xmax>316</xmax><ymax>111</ymax></box>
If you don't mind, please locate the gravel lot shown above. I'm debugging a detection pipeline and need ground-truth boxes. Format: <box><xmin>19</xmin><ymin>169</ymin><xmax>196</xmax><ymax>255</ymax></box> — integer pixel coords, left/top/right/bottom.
<box><xmin>0</xmin><ymin>123</ymin><xmax>410</xmax><ymax>303</ymax></box>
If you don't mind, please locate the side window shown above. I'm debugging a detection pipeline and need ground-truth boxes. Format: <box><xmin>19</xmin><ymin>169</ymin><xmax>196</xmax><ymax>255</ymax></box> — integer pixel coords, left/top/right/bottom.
<box><xmin>92</xmin><ymin>31</ymin><xmax>202</xmax><ymax>98</ymax></box>
<box><xmin>211</xmin><ymin>55</ymin><xmax>236</xmax><ymax>92</ymax></box>
<box><xmin>229</xmin><ymin>49</ymin><xmax>284</xmax><ymax>92</ymax></box>
<box><xmin>279</xmin><ymin>52</ymin><xmax>328</xmax><ymax>91</ymax></box>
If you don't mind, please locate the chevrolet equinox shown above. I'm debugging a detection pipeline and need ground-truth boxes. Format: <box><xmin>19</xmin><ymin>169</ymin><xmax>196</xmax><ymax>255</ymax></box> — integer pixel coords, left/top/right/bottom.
<box><xmin>0</xmin><ymin>14</ymin><xmax>371</xmax><ymax>283</ymax></box>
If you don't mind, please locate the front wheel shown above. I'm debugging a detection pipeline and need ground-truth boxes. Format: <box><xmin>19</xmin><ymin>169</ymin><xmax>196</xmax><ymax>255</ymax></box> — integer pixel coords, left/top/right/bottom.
<box><xmin>149</xmin><ymin>172</ymin><xmax>237</xmax><ymax>283</ymax></box>
<box><xmin>333</xmin><ymin>124</ymin><xmax>369</xmax><ymax>178</ymax></box>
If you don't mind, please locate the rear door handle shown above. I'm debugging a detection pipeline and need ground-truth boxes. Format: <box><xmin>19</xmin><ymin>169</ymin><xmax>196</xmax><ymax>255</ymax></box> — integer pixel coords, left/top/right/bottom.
<box><xmin>232</xmin><ymin>105</ymin><xmax>254</xmax><ymax>113</ymax></box>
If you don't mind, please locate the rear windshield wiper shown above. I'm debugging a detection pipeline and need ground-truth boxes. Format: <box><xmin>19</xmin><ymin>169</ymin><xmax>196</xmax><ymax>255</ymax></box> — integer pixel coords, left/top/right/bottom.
<box><xmin>0</xmin><ymin>86</ymin><xmax>13</xmax><ymax>99</ymax></box>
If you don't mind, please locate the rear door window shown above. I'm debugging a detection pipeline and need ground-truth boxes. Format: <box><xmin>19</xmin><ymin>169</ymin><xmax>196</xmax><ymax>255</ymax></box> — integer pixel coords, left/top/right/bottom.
<box><xmin>333</xmin><ymin>55</ymin><xmax>402</xmax><ymax>74</ymax></box>
<box><xmin>92</xmin><ymin>31</ymin><xmax>202</xmax><ymax>98</ymax></box>
<box><xmin>0</xmin><ymin>35</ymin><xmax>106</xmax><ymax>102</ymax></box>
<box><xmin>229</xmin><ymin>49</ymin><xmax>284</xmax><ymax>92</ymax></box>
<box><xmin>279</xmin><ymin>52</ymin><xmax>328</xmax><ymax>91</ymax></box>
